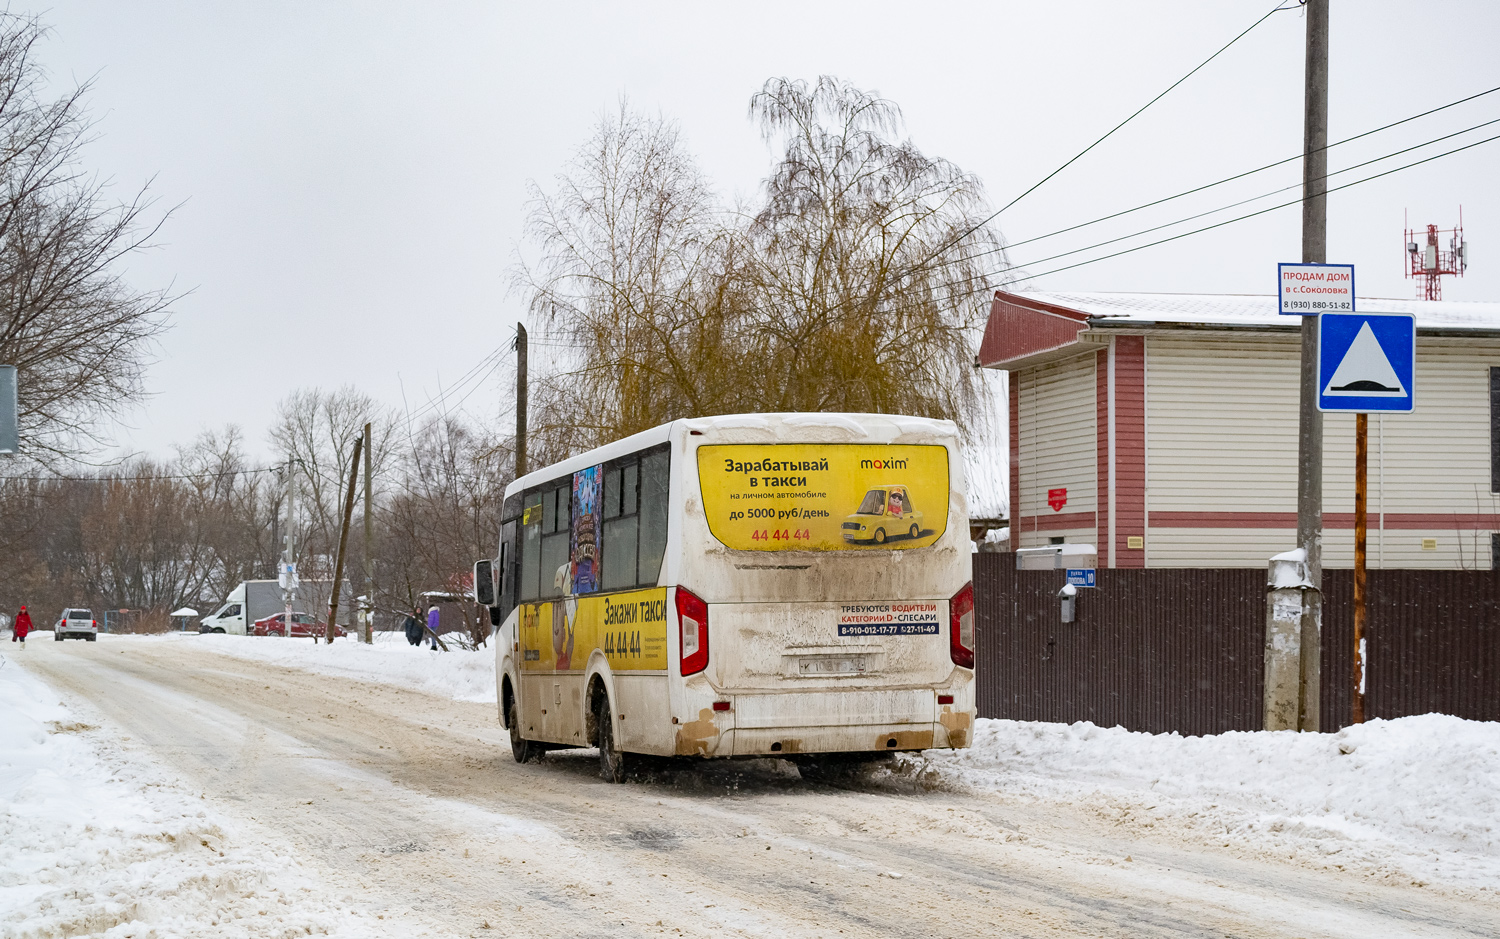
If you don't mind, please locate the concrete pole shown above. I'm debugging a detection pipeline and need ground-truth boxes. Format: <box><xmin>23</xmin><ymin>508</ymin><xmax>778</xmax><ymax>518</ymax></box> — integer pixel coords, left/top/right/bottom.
<box><xmin>1265</xmin><ymin>551</ymin><xmax>1309</xmax><ymax>731</ymax></box>
<box><xmin>1295</xmin><ymin>0</ymin><xmax>1329</xmax><ymax>733</ymax></box>
<box><xmin>516</xmin><ymin>323</ymin><xmax>528</xmax><ymax>480</ymax></box>
<box><xmin>362</xmin><ymin>421</ymin><xmax>373</xmax><ymax>644</ymax></box>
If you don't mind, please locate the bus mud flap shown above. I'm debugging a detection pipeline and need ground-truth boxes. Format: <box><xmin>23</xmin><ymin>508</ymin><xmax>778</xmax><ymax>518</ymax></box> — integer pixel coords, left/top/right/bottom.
<box><xmin>675</xmin><ymin>708</ymin><xmax>720</xmax><ymax>756</ymax></box>
<box><xmin>939</xmin><ymin>709</ymin><xmax>972</xmax><ymax>748</ymax></box>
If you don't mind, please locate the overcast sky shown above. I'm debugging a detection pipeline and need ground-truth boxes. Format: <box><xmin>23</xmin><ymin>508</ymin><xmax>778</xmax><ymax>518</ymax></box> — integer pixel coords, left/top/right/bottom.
<box><xmin>26</xmin><ymin>0</ymin><xmax>1500</xmax><ymax>462</ymax></box>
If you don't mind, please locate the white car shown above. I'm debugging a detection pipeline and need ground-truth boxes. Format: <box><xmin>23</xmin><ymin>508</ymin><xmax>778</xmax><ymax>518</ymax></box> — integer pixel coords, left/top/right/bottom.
<box><xmin>55</xmin><ymin>608</ymin><xmax>98</xmax><ymax>641</ymax></box>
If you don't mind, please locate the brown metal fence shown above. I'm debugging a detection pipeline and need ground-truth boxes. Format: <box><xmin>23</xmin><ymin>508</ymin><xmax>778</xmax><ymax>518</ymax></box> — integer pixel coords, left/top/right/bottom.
<box><xmin>973</xmin><ymin>554</ymin><xmax>1500</xmax><ymax>734</ymax></box>
<box><xmin>1322</xmin><ymin>569</ymin><xmax>1500</xmax><ymax>727</ymax></box>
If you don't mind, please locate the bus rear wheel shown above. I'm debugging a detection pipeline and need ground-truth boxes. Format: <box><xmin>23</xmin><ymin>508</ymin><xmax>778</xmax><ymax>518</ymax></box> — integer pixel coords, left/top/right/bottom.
<box><xmin>909</xmin><ymin>523</ymin><xmax>920</xmax><ymax>539</ymax></box>
<box><xmin>508</xmin><ymin>698</ymin><xmax>541</xmax><ymax>763</ymax></box>
<box><xmin>595</xmin><ymin>695</ymin><xmax>627</xmax><ymax>783</ymax></box>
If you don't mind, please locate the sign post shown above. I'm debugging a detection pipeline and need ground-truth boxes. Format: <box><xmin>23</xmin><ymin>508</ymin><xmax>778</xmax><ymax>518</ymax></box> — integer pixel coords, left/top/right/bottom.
<box><xmin>1317</xmin><ymin>310</ymin><xmax>1415</xmax><ymax>724</ymax></box>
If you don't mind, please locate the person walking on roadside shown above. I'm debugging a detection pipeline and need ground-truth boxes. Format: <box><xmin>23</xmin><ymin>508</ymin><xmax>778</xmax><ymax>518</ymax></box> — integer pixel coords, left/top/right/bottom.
<box><xmin>12</xmin><ymin>605</ymin><xmax>31</xmax><ymax>649</ymax></box>
<box><xmin>403</xmin><ymin>612</ymin><xmax>423</xmax><ymax>647</ymax></box>
<box><xmin>426</xmin><ymin>605</ymin><xmax>440</xmax><ymax>650</ymax></box>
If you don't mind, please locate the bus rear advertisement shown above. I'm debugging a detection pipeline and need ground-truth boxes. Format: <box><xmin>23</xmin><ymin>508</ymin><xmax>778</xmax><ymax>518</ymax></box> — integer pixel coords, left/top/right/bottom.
<box><xmin>473</xmin><ymin>413</ymin><xmax>975</xmax><ymax>782</ymax></box>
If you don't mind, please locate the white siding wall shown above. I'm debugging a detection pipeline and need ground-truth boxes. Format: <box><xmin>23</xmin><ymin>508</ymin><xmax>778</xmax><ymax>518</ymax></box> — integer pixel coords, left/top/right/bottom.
<box><xmin>1144</xmin><ymin>333</ymin><xmax>1500</xmax><ymax>569</ymax></box>
<box><xmin>1015</xmin><ymin>354</ymin><xmax>1096</xmax><ymax>549</ymax></box>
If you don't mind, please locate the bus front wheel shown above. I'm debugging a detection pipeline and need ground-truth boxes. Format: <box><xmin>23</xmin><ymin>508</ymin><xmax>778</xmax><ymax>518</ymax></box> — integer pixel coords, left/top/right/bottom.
<box><xmin>596</xmin><ymin>696</ymin><xmax>627</xmax><ymax>783</ymax></box>
<box><xmin>508</xmin><ymin>698</ymin><xmax>541</xmax><ymax>764</ymax></box>
<box><xmin>873</xmin><ymin>528</ymin><xmax>887</xmax><ymax>545</ymax></box>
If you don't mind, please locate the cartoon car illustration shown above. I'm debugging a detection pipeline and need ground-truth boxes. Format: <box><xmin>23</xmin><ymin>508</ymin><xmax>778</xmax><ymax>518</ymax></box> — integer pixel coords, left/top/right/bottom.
<box><xmin>841</xmin><ymin>485</ymin><xmax>925</xmax><ymax>544</ymax></box>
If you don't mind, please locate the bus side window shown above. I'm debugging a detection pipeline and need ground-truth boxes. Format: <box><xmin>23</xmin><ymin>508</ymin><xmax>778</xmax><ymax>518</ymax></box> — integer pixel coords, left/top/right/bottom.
<box><xmin>638</xmin><ymin>450</ymin><xmax>669</xmax><ymax>585</ymax></box>
<box><xmin>602</xmin><ymin>463</ymin><xmax>638</xmax><ymax>591</ymax></box>
<box><xmin>520</xmin><ymin>493</ymin><xmax>543</xmax><ymax>602</ymax></box>
<box><xmin>539</xmin><ymin>485</ymin><xmax>572</xmax><ymax>598</ymax></box>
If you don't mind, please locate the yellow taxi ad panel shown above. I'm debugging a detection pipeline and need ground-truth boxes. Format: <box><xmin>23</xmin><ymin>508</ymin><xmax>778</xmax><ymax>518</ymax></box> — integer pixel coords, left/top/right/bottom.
<box><xmin>519</xmin><ymin>586</ymin><xmax>670</xmax><ymax>672</ymax></box>
<box><xmin>697</xmin><ymin>444</ymin><xmax>949</xmax><ymax>551</ymax></box>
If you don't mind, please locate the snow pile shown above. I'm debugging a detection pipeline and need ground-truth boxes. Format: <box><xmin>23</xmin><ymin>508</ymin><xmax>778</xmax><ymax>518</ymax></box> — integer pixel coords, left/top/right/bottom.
<box><xmin>0</xmin><ymin>653</ymin><xmax>384</xmax><ymax>937</ymax></box>
<box><xmin>928</xmin><ymin>715</ymin><xmax>1500</xmax><ymax>887</ymax></box>
<box><xmin>170</xmin><ymin>631</ymin><xmax>497</xmax><ymax>704</ymax></box>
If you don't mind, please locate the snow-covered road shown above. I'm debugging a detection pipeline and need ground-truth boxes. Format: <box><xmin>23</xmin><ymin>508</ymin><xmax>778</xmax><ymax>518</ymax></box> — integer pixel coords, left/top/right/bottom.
<box><xmin>5</xmin><ymin>637</ymin><xmax>1497</xmax><ymax>938</ymax></box>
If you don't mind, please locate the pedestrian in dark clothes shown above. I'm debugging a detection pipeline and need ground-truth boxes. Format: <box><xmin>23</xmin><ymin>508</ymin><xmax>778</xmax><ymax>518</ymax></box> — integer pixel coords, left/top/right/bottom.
<box><xmin>403</xmin><ymin>613</ymin><xmax>423</xmax><ymax>647</ymax></box>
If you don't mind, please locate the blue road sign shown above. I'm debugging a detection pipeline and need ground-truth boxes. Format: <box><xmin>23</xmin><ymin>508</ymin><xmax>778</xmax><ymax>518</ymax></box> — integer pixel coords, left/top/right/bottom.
<box><xmin>1317</xmin><ymin>312</ymin><xmax>1415</xmax><ymax>413</ymax></box>
<box><xmin>1065</xmin><ymin>569</ymin><xmax>1096</xmax><ymax>588</ymax></box>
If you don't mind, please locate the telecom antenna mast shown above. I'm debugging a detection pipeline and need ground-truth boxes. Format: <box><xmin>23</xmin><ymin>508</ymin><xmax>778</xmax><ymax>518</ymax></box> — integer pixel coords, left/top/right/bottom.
<box><xmin>1405</xmin><ymin>212</ymin><xmax>1467</xmax><ymax>300</ymax></box>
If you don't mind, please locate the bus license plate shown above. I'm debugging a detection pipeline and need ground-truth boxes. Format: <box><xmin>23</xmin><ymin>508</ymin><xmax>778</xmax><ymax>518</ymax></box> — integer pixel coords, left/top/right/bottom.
<box><xmin>798</xmin><ymin>656</ymin><xmax>867</xmax><ymax>676</ymax></box>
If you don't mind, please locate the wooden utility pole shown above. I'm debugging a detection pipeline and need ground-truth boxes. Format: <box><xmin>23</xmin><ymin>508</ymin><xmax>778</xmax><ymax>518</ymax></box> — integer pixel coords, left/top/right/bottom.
<box><xmin>1353</xmin><ymin>412</ymin><xmax>1368</xmax><ymax>723</ymax></box>
<box><xmin>362</xmin><ymin>421</ymin><xmax>373</xmax><ymax>644</ymax></box>
<box><xmin>515</xmin><ymin>323</ymin><xmax>528</xmax><ymax>479</ymax></box>
<box><xmin>326</xmin><ymin>434</ymin><xmax>363</xmax><ymax>644</ymax></box>
<box><xmin>1295</xmin><ymin>0</ymin><xmax>1329</xmax><ymax>733</ymax></box>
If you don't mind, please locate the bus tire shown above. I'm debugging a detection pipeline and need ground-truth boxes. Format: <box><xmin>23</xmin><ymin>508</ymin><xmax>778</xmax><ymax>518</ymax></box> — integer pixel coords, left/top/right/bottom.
<box><xmin>873</xmin><ymin>527</ymin><xmax>886</xmax><ymax>545</ymax></box>
<box><xmin>596</xmin><ymin>695</ymin><xmax>627</xmax><ymax>783</ymax></box>
<box><xmin>508</xmin><ymin>698</ymin><xmax>540</xmax><ymax>764</ymax></box>
<box><xmin>909</xmin><ymin>523</ymin><xmax>920</xmax><ymax>539</ymax></box>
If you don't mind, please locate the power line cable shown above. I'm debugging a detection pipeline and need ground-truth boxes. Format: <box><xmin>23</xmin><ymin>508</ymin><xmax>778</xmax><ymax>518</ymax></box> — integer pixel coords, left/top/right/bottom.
<box><xmin>991</xmin><ymin>130</ymin><xmax>1500</xmax><ymax>290</ymax></box>
<box><xmin>937</xmin><ymin>85</ymin><xmax>1500</xmax><ymax>272</ymax></box>
<box><xmin>999</xmin><ymin>116</ymin><xmax>1500</xmax><ymax>276</ymax></box>
<box><xmin>916</xmin><ymin>0</ymin><xmax>1298</xmax><ymax>271</ymax></box>
<box><xmin>0</xmin><ymin>465</ymin><xmax>280</xmax><ymax>483</ymax></box>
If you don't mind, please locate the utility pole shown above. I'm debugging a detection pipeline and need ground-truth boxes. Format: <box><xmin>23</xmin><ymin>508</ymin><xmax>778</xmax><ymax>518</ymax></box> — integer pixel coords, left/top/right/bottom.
<box><xmin>1295</xmin><ymin>0</ymin><xmax>1329</xmax><ymax>733</ymax></box>
<box><xmin>515</xmin><ymin>323</ymin><xmax>528</xmax><ymax>480</ymax></box>
<box><xmin>362</xmin><ymin>421</ymin><xmax>373</xmax><ymax>644</ymax></box>
<box><xmin>326</xmin><ymin>434</ymin><xmax>363</xmax><ymax>644</ymax></box>
<box><xmin>282</xmin><ymin>457</ymin><xmax>296</xmax><ymax>639</ymax></box>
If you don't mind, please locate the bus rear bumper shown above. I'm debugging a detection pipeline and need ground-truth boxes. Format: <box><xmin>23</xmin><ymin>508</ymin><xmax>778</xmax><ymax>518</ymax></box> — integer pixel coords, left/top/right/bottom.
<box><xmin>673</xmin><ymin>687</ymin><xmax>975</xmax><ymax>757</ymax></box>
<box><xmin>727</xmin><ymin>722</ymin><xmax>968</xmax><ymax>757</ymax></box>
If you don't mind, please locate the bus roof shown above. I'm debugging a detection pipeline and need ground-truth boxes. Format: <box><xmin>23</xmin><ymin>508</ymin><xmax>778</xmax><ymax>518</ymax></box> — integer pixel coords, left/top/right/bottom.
<box><xmin>504</xmin><ymin>412</ymin><xmax>958</xmax><ymax>500</ymax></box>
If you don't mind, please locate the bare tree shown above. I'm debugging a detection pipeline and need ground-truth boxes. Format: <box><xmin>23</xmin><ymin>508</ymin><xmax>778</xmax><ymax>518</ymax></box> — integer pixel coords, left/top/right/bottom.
<box><xmin>269</xmin><ymin>387</ymin><xmax>398</xmax><ymax>573</ymax></box>
<box><xmin>380</xmin><ymin>415</ymin><xmax>507</xmax><ymax>627</ymax></box>
<box><xmin>741</xmin><ymin>76</ymin><xmax>1004</xmax><ymax>426</ymax></box>
<box><xmin>519</xmin><ymin>80</ymin><xmax>1007</xmax><ymax>458</ymax></box>
<box><xmin>0</xmin><ymin>13</ymin><xmax>174</xmax><ymax>461</ymax></box>
<box><xmin>518</xmin><ymin>101</ymin><xmax>742</xmax><ymax>451</ymax></box>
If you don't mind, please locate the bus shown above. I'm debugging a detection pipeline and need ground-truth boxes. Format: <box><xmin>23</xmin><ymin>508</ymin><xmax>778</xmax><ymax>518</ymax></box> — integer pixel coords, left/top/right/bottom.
<box><xmin>472</xmin><ymin>413</ymin><xmax>975</xmax><ymax>782</ymax></box>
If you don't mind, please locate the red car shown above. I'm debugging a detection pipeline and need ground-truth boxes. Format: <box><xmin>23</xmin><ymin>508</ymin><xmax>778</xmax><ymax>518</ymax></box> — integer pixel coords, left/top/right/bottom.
<box><xmin>252</xmin><ymin>612</ymin><xmax>346</xmax><ymax>639</ymax></box>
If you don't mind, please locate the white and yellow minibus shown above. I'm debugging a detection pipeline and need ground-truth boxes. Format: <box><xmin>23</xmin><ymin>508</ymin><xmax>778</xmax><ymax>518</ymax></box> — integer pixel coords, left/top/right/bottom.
<box><xmin>472</xmin><ymin>413</ymin><xmax>975</xmax><ymax>782</ymax></box>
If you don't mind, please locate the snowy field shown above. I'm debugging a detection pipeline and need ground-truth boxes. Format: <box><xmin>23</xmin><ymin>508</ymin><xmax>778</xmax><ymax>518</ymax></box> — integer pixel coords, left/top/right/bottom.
<box><xmin>0</xmin><ymin>644</ymin><xmax>395</xmax><ymax>938</ymax></box>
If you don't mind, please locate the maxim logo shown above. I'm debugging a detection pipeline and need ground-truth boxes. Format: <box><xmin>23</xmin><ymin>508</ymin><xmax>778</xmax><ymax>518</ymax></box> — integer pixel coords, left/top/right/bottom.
<box><xmin>859</xmin><ymin>457</ymin><xmax>908</xmax><ymax>470</ymax></box>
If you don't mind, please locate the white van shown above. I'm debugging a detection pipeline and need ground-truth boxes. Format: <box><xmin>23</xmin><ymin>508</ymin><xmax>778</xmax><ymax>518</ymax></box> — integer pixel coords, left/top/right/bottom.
<box><xmin>474</xmin><ymin>413</ymin><xmax>975</xmax><ymax>782</ymax></box>
<box><xmin>199</xmin><ymin>581</ymin><xmax>284</xmax><ymax>634</ymax></box>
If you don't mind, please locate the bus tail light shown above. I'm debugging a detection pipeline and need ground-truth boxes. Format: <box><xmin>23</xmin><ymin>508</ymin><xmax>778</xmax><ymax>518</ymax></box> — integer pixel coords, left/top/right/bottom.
<box><xmin>676</xmin><ymin>586</ymin><xmax>709</xmax><ymax>676</ymax></box>
<box><xmin>950</xmin><ymin>582</ymin><xmax>974</xmax><ymax>669</ymax></box>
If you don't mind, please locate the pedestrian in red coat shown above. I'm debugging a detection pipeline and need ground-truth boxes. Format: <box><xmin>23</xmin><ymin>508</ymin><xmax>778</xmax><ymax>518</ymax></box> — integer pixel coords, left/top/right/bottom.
<box><xmin>12</xmin><ymin>606</ymin><xmax>32</xmax><ymax>645</ymax></box>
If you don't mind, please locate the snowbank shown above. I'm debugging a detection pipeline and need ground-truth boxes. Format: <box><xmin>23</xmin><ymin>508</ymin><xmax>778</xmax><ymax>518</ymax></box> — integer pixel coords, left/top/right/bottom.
<box><xmin>927</xmin><ymin>716</ymin><xmax>1500</xmax><ymax>888</ymax></box>
<box><xmin>148</xmin><ymin>631</ymin><xmax>497</xmax><ymax>704</ymax></box>
<box><xmin>0</xmin><ymin>651</ymin><xmax>384</xmax><ymax>937</ymax></box>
